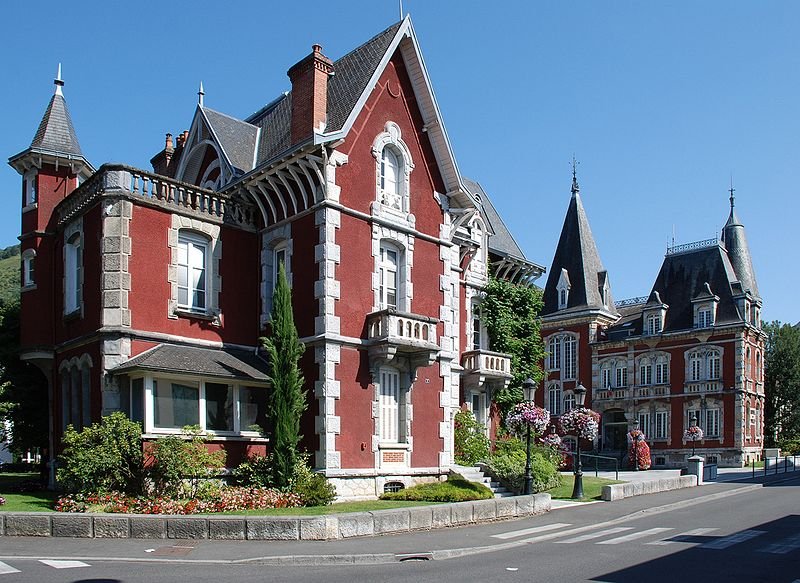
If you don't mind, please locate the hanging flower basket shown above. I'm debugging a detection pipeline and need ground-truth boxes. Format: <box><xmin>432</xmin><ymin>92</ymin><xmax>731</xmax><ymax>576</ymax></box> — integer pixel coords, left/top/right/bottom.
<box><xmin>627</xmin><ymin>429</ymin><xmax>651</xmax><ymax>470</ymax></box>
<box><xmin>506</xmin><ymin>402</ymin><xmax>550</xmax><ymax>438</ymax></box>
<box><xmin>540</xmin><ymin>432</ymin><xmax>563</xmax><ymax>449</ymax></box>
<box><xmin>684</xmin><ymin>425</ymin><xmax>704</xmax><ymax>442</ymax></box>
<box><xmin>559</xmin><ymin>407</ymin><xmax>601</xmax><ymax>441</ymax></box>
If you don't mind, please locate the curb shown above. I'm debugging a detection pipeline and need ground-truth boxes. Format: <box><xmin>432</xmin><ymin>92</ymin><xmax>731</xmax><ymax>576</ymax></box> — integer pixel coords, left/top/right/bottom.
<box><xmin>0</xmin><ymin>493</ymin><xmax>551</xmax><ymax>540</ymax></box>
<box><xmin>601</xmin><ymin>474</ymin><xmax>698</xmax><ymax>501</ymax></box>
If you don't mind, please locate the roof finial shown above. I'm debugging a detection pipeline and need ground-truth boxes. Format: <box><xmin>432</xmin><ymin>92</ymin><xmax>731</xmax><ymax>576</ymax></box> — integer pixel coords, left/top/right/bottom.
<box><xmin>198</xmin><ymin>81</ymin><xmax>205</xmax><ymax>107</ymax></box>
<box><xmin>54</xmin><ymin>63</ymin><xmax>64</xmax><ymax>96</ymax></box>
<box><xmin>399</xmin><ymin>0</ymin><xmax>403</xmax><ymax>19</ymax></box>
<box><xmin>571</xmin><ymin>154</ymin><xmax>580</xmax><ymax>196</ymax></box>
<box><xmin>729</xmin><ymin>175</ymin><xmax>735</xmax><ymax>210</ymax></box>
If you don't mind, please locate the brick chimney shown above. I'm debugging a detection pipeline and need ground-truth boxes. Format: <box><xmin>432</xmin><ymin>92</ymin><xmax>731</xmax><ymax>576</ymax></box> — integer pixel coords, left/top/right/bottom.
<box><xmin>287</xmin><ymin>44</ymin><xmax>334</xmax><ymax>145</ymax></box>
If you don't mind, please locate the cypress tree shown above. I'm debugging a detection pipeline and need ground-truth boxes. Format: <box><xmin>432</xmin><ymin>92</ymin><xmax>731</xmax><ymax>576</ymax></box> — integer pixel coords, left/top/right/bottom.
<box><xmin>261</xmin><ymin>264</ymin><xmax>307</xmax><ymax>487</ymax></box>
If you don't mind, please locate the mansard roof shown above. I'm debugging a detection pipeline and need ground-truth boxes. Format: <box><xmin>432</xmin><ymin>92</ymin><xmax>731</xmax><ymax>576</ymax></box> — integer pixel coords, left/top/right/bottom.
<box><xmin>542</xmin><ymin>184</ymin><xmax>617</xmax><ymax>317</ymax></box>
<box><xmin>111</xmin><ymin>344</ymin><xmax>269</xmax><ymax>382</ymax></box>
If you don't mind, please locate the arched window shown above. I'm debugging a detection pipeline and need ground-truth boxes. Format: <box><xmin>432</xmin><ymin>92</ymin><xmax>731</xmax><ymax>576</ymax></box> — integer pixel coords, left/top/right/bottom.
<box><xmin>563</xmin><ymin>392</ymin><xmax>576</xmax><ymax>413</ymax></box>
<box><xmin>689</xmin><ymin>352</ymin><xmax>703</xmax><ymax>382</ymax></box>
<box><xmin>639</xmin><ymin>357</ymin><xmax>653</xmax><ymax>385</ymax></box>
<box><xmin>471</xmin><ymin>301</ymin><xmax>484</xmax><ymax>350</ymax></box>
<box><xmin>756</xmin><ymin>351</ymin><xmax>762</xmax><ymax>382</ymax></box>
<box><xmin>707</xmin><ymin>351</ymin><xmax>721</xmax><ymax>380</ymax></box>
<box><xmin>600</xmin><ymin>358</ymin><xmax>627</xmax><ymax>388</ymax></box>
<box><xmin>655</xmin><ymin>355</ymin><xmax>669</xmax><ymax>384</ymax></box>
<box><xmin>548</xmin><ymin>383</ymin><xmax>562</xmax><ymax>416</ymax></box>
<box><xmin>380</xmin><ymin>147</ymin><xmax>401</xmax><ymax>209</ymax></box>
<box><xmin>21</xmin><ymin>248</ymin><xmax>36</xmax><ymax>288</ymax></box>
<box><xmin>547</xmin><ymin>334</ymin><xmax>578</xmax><ymax>380</ymax></box>
<box><xmin>563</xmin><ymin>336</ymin><xmax>577</xmax><ymax>380</ymax></box>
<box><xmin>372</xmin><ymin>122</ymin><xmax>413</xmax><ymax>215</ymax></box>
<box><xmin>548</xmin><ymin>336</ymin><xmax>561</xmax><ymax>371</ymax></box>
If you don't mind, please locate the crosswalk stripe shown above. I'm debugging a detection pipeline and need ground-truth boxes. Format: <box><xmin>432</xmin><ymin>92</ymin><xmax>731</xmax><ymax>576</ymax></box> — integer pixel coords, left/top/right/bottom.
<box><xmin>700</xmin><ymin>529</ymin><xmax>767</xmax><ymax>550</ymax></box>
<box><xmin>597</xmin><ymin>527</ymin><xmax>673</xmax><ymax>545</ymax></box>
<box><xmin>491</xmin><ymin>522</ymin><xmax>572</xmax><ymax>540</ymax></box>
<box><xmin>0</xmin><ymin>562</ymin><xmax>21</xmax><ymax>575</ymax></box>
<box><xmin>647</xmin><ymin>527</ymin><xmax>719</xmax><ymax>546</ymax></box>
<box><xmin>758</xmin><ymin>533</ymin><xmax>800</xmax><ymax>555</ymax></box>
<box><xmin>555</xmin><ymin>527</ymin><xmax>633</xmax><ymax>544</ymax></box>
<box><xmin>39</xmin><ymin>560</ymin><xmax>90</xmax><ymax>569</ymax></box>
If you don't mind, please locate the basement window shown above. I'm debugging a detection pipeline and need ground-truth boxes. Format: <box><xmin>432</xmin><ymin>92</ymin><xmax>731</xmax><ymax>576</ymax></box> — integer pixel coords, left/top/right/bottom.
<box><xmin>384</xmin><ymin>481</ymin><xmax>405</xmax><ymax>494</ymax></box>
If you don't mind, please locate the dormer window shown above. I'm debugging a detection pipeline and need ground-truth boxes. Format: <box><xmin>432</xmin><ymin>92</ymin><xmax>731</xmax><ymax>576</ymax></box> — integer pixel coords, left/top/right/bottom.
<box><xmin>556</xmin><ymin>268</ymin><xmax>571</xmax><ymax>310</ymax></box>
<box><xmin>646</xmin><ymin>314</ymin><xmax>662</xmax><ymax>335</ymax></box>
<box><xmin>697</xmin><ymin>307</ymin><xmax>713</xmax><ymax>328</ymax></box>
<box><xmin>692</xmin><ymin>283</ymin><xmax>719</xmax><ymax>329</ymax></box>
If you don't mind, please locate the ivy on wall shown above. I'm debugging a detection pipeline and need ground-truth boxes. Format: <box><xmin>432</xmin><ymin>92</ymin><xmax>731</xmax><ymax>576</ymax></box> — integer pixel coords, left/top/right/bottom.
<box><xmin>481</xmin><ymin>276</ymin><xmax>545</xmax><ymax>416</ymax></box>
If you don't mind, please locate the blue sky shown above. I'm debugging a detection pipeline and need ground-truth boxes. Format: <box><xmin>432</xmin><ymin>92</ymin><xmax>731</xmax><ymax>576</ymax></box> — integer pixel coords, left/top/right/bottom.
<box><xmin>2</xmin><ymin>1</ymin><xmax>797</xmax><ymax>322</ymax></box>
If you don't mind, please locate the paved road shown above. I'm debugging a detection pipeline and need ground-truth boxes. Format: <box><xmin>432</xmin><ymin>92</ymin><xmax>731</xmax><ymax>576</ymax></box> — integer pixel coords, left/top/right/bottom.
<box><xmin>1</xmin><ymin>473</ymin><xmax>798</xmax><ymax>582</ymax></box>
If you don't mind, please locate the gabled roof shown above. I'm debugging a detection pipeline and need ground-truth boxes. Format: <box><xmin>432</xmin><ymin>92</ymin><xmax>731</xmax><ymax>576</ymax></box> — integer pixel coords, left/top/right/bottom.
<box><xmin>542</xmin><ymin>179</ymin><xmax>617</xmax><ymax>316</ymax></box>
<box><xmin>462</xmin><ymin>178</ymin><xmax>527</xmax><ymax>260</ymax></box>
<box><xmin>201</xmin><ymin>107</ymin><xmax>259</xmax><ymax>173</ymax></box>
<box><xmin>110</xmin><ymin>344</ymin><xmax>270</xmax><ymax>382</ymax></box>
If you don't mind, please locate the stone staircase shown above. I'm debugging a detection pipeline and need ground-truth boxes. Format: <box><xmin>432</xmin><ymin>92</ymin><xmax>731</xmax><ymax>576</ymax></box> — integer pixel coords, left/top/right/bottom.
<box><xmin>451</xmin><ymin>464</ymin><xmax>513</xmax><ymax>498</ymax></box>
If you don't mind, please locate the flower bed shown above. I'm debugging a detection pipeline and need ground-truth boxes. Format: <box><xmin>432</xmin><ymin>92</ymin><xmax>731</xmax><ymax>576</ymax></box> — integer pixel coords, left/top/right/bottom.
<box><xmin>55</xmin><ymin>487</ymin><xmax>302</xmax><ymax>515</ymax></box>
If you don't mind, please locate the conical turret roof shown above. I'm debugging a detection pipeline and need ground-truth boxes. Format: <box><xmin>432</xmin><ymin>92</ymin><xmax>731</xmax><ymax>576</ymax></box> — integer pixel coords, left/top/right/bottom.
<box><xmin>542</xmin><ymin>172</ymin><xmax>618</xmax><ymax>316</ymax></box>
<box><xmin>721</xmin><ymin>188</ymin><xmax>759</xmax><ymax>298</ymax></box>
<box><xmin>30</xmin><ymin>72</ymin><xmax>84</xmax><ymax>157</ymax></box>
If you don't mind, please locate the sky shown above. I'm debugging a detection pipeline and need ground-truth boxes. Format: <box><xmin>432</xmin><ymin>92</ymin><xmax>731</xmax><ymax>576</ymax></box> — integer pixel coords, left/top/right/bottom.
<box><xmin>1</xmin><ymin>1</ymin><xmax>797</xmax><ymax>323</ymax></box>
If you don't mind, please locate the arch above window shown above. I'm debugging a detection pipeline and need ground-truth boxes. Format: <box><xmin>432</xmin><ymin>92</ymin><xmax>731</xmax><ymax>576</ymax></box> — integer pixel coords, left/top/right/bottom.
<box><xmin>372</xmin><ymin>122</ymin><xmax>414</xmax><ymax>215</ymax></box>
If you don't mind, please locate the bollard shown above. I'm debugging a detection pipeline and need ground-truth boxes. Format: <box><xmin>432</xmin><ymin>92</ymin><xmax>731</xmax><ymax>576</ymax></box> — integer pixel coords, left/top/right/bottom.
<box><xmin>687</xmin><ymin>456</ymin><xmax>704</xmax><ymax>485</ymax></box>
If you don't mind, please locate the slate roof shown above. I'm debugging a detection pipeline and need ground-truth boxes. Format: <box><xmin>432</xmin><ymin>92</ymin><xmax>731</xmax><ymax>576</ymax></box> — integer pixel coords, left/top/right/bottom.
<box><xmin>721</xmin><ymin>202</ymin><xmax>760</xmax><ymax>298</ymax></box>
<box><xmin>201</xmin><ymin>107</ymin><xmax>259</xmax><ymax>173</ymax></box>
<box><xmin>462</xmin><ymin>178</ymin><xmax>527</xmax><ymax>260</ymax></box>
<box><xmin>111</xmin><ymin>344</ymin><xmax>270</xmax><ymax>382</ymax></box>
<box><xmin>246</xmin><ymin>21</ymin><xmax>403</xmax><ymax>167</ymax></box>
<box><xmin>542</xmin><ymin>184</ymin><xmax>617</xmax><ymax>316</ymax></box>
<box><xmin>30</xmin><ymin>93</ymin><xmax>84</xmax><ymax>157</ymax></box>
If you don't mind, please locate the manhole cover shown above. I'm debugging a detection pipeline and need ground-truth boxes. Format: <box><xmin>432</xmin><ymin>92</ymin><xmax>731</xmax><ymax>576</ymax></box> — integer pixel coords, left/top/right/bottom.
<box><xmin>151</xmin><ymin>545</ymin><xmax>195</xmax><ymax>556</ymax></box>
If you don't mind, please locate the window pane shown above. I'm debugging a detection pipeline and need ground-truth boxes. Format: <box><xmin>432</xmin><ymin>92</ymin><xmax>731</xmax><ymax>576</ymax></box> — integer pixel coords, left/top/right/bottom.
<box><xmin>205</xmin><ymin>383</ymin><xmax>233</xmax><ymax>431</ymax></box>
<box><xmin>240</xmin><ymin>387</ymin><xmax>268</xmax><ymax>433</ymax></box>
<box><xmin>380</xmin><ymin>369</ymin><xmax>400</xmax><ymax>442</ymax></box>
<box><xmin>153</xmin><ymin>380</ymin><xmax>199</xmax><ymax>428</ymax></box>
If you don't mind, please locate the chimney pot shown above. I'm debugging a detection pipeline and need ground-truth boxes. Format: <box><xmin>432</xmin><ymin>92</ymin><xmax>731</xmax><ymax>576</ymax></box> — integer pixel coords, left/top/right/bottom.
<box><xmin>288</xmin><ymin>44</ymin><xmax>334</xmax><ymax>144</ymax></box>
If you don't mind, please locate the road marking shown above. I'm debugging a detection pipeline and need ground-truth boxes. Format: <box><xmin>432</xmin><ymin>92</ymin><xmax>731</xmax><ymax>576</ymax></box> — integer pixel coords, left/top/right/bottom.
<box><xmin>491</xmin><ymin>522</ymin><xmax>572</xmax><ymax>540</ymax></box>
<box><xmin>0</xmin><ymin>562</ymin><xmax>21</xmax><ymax>575</ymax></box>
<box><xmin>597</xmin><ymin>527</ymin><xmax>673</xmax><ymax>545</ymax></box>
<box><xmin>554</xmin><ymin>527</ymin><xmax>633</xmax><ymax>544</ymax></box>
<box><xmin>758</xmin><ymin>533</ymin><xmax>800</xmax><ymax>555</ymax></box>
<box><xmin>647</xmin><ymin>527</ymin><xmax>719</xmax><ymax>545</ymax></box>
<box><xmin>700</xmin><ymin>529</ymin><xmax>767</xmax><ymax>550</ymax></box>
<box><xmin>39</xmin><ymin>560</ymin><xmax>90</xmax><ymax>569</ymax></box>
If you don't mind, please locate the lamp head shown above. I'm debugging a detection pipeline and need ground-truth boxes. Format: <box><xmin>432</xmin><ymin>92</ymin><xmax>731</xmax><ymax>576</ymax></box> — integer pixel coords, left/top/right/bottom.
<box><xmin>522</xmin><ymin>378</ymin><xmax>536</xmax><ymax>401</ymax></box>
<box><xmin>575</xmin><ymin>383</ymin><xmax>587</xmax><ymax>407</ymax></box>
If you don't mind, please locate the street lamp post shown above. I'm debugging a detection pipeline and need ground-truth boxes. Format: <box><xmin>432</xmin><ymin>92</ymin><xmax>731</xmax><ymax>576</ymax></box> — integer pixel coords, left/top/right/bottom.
<box><xmin>522</xmin><ymin>378</ymin><xmax>535</xmax><ymax>496</ymax></box>
<box><xmin>571</xmin><ymin>384</ymin><xmax>587</xmax><ymax>500</ymax></box>
<box><xmin>690</xmin><ymin>414</ymin><xmax>698</xmax><ymax>456</ymax></box>
<box><xmin>633</xmin><ymin>419</ymin><xmax>640</xmax><ymax>471</ymax></box>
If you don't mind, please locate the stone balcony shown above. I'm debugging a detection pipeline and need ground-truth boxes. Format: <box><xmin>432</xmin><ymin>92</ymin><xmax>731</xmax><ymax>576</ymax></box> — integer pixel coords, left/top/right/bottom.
<box><xmin>685</xmin><ymin>381</ymin><xmax>723</xmax><ymax>394</ymax></box>
<box><xmin>365</xmin><ymin>309</ymin><xmax>440</xmax><ymax>371</ymax></box>
<box><xmin>594</xmin><ymin>388</ymin><xmax>630</xmax><ymax>401</ymax></box>
<box><xmin>461</xmin><ymin>349</ymin><xmax>513</xmax><ymax>390</ymax></box>
<box><xmin>634</xmin><ymin>385</ymin><xmax>670</xmax><ymax>398</ymax></box>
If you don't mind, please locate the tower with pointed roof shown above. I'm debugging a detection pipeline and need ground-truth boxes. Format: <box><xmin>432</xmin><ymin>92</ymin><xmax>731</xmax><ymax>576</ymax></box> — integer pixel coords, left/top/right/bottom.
<box><xmin>538</xmin><ymin>167</ymin><xmax>620</xmax><ymax>430</ymax></box>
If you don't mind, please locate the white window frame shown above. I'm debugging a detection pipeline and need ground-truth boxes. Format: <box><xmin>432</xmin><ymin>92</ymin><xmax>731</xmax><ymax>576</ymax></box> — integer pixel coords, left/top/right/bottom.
<box><xmin>697</xmin><ymin>306</ymin><xmax>714</xmax><ymax>328</ymax></box>
<box><xmin>378</xmin><ymin>242</ymin><xmax>400</xmax><ymax>310</ymax></box>
<box><xmin>64</xmin><ymin>228</ymin><xmax>82</xmax><ymax>315</ymax></box>
<box><xmin>371</xmin><ymin>121</ymin><xmax>414</xmax><ymax>218</ymax></box>
<box><xmin>637</xmin><ymin>411</ymin><xmax>650</xmax><ymax>438</ymax></box>
<box><xmin>548</xmin><ymin>336</ymin><xmax>561</xmax><ymax>371</ymax></box>
<box><xmin>639</xmin><ymin>358</ymin><xmax>653</xmax><ymax>386</ymax></box>
<box><xmin>142</xmin><ymin>373</ymin><xmax>269</xmax><ymax>437</ymax></box>
<box><xmin>655</xmin><ymin>356</ymin><xmax>669</xmax><ymax>384</ymax></box>
<box><xmin>705</xmin><ymin>407</ymin><xmax>720</xmax><ymax>437</ymax></box>
<box><xmin>177</xmin><ymin>231</ymin><xmax>210</xmax><ymax>314</ymax></box>
<box><xmin>379</xmin><ymin>367</ymin><xmax>405</xmax><ymax>444</ymax></box>
<box><xmin>615</xmin><ymin>364</ymin><xmax>628</xmax><ymax>388</ymax></box>
<box><xmin>23</xmin><ymin>170</ymin><xmax>37</xmax><ymax>208</ymax></box>
<box><xmin>471</xmin><ymin>301</ymin><xmax>487</xmax><ymax>351</ymax></box>
<box><xmin>548</xmin><ymin>383</ymin><xmax>562</xmax><ymax>416</ymax></box>
<box><xmin>470</xmin><ymin>391</ymin><xmax>488</xmax><ymax>430</ymax></box>
<box><xmin>646</xmin><ymin>314</ymin><xmax>662</xmax><ymax>335</ymax></box>
<box><xmin>563</xmin><ymin>336</ymin><xmax>577</xmax><ymax>380</ymax></box>
<box><xmin>654</xmin><ymin>411</ymin><xmax>668</xmax><ymax>439</ymax></box>
<box><xmin>601</xmin><ymin>365</ymin><xmax>612</xmax><ymax>389</ymax></box>
<box><xmin>21</xmin><ymin>248</ymin><xmax>36</xmax><ymax>289</ymax></box>
<box><xmin>563</xmin><ymin>392</ymin><xmax>576</xmax><ymax>413</ymax></box>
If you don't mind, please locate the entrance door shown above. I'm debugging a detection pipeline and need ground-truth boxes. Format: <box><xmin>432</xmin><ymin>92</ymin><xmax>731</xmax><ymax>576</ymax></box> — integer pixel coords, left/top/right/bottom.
<box><xmin>602</xmin><ymin>409</ymin><xmax>628</xmax><ymax>453</ymax></box>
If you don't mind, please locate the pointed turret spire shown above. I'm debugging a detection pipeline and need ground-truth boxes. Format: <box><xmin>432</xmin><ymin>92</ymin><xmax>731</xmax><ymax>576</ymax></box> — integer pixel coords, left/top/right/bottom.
<box><xmin>542</xmin><ymin>168</ymin><xmax>617</xmax><ymax>316</ymax></box>
<box><xmin>198</xmin><ymin>81</ymin><xmax>205</xmax><ymax>107</ymax></box>
<box><xmin>54</xmin><ymin>63</ymin><xmax>64</xmax><ymax>96</ymax></box>
<box><xmin>27</xmin><ymin>64</ymin><xmax>84</xmax><ymax>157</ymax></box>
<box><xmin>721</xmin><ymin>184</ymin><xmax>759</xmax><ymax>298</ymax></box>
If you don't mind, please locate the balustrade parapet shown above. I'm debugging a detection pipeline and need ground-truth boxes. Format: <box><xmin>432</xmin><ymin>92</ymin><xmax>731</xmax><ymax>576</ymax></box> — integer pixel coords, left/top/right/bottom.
<box><xmin>461</xmin><ymin>349</ymin><xmax>513</xmax><ymax>378</ymax></box>
<box><xmin>55</xmin><ymin>164</ymin><xmax>258</xmax><ymax>229</ymax></box>
<box><xmin>366</xmin><ymin>309</ymin><xmax>440</xmax><ymax>350</ymax></box>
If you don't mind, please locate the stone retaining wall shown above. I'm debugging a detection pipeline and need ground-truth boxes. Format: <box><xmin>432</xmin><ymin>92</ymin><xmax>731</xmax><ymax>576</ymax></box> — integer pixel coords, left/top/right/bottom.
<box><xmin>601</xmin><ymin>475</ymin><xmax>697</xmax><ymax>501</ymax></box>
<box><xmin>0</xmin><ymin>493</ymin><xmax>550</xmax><ymax>540</ymax></box>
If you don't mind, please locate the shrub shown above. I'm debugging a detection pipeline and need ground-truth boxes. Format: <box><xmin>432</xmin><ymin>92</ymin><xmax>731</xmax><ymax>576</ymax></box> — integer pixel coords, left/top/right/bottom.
<box><xmin>379</xmin><ymin>474</ymin><xmax>493</xmax><ymax>502</ymax></box>
<box><xmin>291</xmin><ymin>454</ymin><xmax>336</xmax><ymax>506</ymax></box>
<box><xmin>146</xmin><ymin>426</ymin><xmax>226</xmax><ymax>498</ymax></box>
<box><xmin>485</xmin><ymin>437</ymin><xmax>561</xmax><ymax>494</ymax></box>
<box><xmin>231</xmin><ymin>454</ymin><xmax>275</xmax><ymax>488</ymax></box>
<box><xmin>779</xmin><ymin>439</ymin><xmax>800</xmax><ymax>455</ymax></box>
<box><xmin>57</xmin><ymin>412</ymin><xmax>145</xmax><ymax>495</ymax></box>
<box><xmin>454</xmin><ymin>409</ymin><xmax>490</xmax><ymax>466</ymax></box>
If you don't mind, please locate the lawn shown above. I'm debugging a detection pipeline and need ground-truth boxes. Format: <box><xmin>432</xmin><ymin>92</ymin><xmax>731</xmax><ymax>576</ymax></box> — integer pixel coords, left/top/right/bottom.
<box><xmin>546</xmin><ymin>476</ymin><xmax>622</xmax><ymax>502</ymax></box>
<box><xmin>0</xmin><ymin>472</ymin><xmax>57</xmax><ymax>512</ymax></box>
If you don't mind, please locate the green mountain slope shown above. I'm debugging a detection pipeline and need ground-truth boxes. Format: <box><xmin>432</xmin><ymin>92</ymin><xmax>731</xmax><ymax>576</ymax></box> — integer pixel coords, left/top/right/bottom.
<box><xmin>0</xmin><ymin>245</ymin><xmax>20</xmax><ymax>307</ymax></box>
